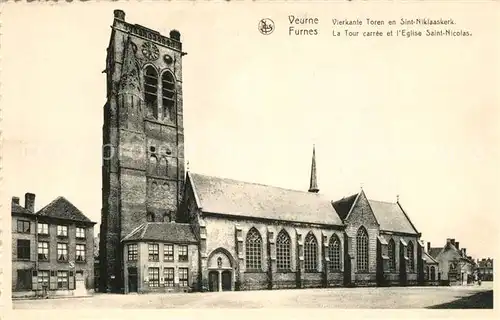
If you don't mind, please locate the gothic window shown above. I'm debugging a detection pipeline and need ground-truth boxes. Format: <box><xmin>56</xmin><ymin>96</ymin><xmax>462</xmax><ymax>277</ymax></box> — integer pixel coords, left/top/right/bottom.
<box><xmin>245</xmin><ymin>227</ymin><xmax>262</xmax><ymax>270</ymax></box>
<box><xmin>146</xmin><ymin>212</ymin><xmax>155</xmax><ymax>222</ymax></box>
<box><xmin>304</xmin><ymin>232</ymin><xmax>318</xmax><ymax>272</ymax></box>
<box><xmin>149</xmin><ymin>154</ymin><xmax>158</xmax><ymax>175</ymax></box>
<box><xmin>388</xmin><ymin>238</ymin><xmax>396</xmax><ymax>271</ymax></box>
<box><xmin>161</xmin><ymin>71</ymin><xmax>175</xmax><ymax>121</ymax></box>
<box><xmin>276</xmin><ymin>230</ymin><xmax>291</xmax><ymax>271</ymax></box>
<box><xmin>328</xmin><ymin>234</ymin><xmax>342</xmax><ymax>272</ymax></box>
<box><xmin>356</xmin><ymin>226</ymin><xmax>369</xmax><ymax>272</ymax></box>
<box><xmin>160</xmin><ymin>157</ymin><xmax>168</xmax><ymax>176</ymax></box>
<box><xmin>407</xmin><ymin>241</ymin><xmax>415</xmax><ymax>272</ymax></box>
<box><xmin>430</xmin><ymin>266</ymin><xmax>436</xmax><ymax>281</ymax></box>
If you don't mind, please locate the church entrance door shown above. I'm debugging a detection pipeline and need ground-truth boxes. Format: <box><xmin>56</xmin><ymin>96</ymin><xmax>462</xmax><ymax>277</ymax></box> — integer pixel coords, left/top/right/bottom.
<box><xmin>208</xmin><ymin>271</ymin><xmax>219</xmax><ymax>292</ymax></box>
<box><xmin>221</xmin><ymin>271</ymin><xmax>232</xmax><ymax>291</ymax></box>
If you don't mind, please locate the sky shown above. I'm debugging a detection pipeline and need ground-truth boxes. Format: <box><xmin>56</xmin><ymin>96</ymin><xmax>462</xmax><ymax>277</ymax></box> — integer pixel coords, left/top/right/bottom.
<box><xmin>2</xmin><ymin>2</ymin><xmax>499</xmax><ymax>259</ymax></box>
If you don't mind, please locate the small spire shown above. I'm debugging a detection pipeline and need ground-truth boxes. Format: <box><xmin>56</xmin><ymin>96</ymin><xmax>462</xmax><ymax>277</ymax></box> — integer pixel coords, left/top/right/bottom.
<box><xmin>187</xmin><ymin>160</ymin><xmax>190</xmax><ymax>172</ymax></box>
<box><xmin>308</xmin><ymin>145</ymin><xmax>319</xmax><ymax>193</ymax></box>
<box><xmin>396</xmin><ymin>194</ymin><xmax>400</xmax><ymax>203</ymax></box>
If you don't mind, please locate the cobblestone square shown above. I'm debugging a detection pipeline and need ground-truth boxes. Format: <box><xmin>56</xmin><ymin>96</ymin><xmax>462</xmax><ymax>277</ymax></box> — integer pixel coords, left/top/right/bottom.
<box><xmin>13</xmin><ymin>282</ymin><xmax>493</xmax><ymax>309</ymax></box>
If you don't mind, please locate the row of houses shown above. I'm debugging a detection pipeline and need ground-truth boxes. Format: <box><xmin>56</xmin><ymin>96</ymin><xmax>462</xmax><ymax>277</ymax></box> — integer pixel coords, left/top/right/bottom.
<box><xmin>11</xmin><ymin>191</ymin><xmax>493</xmax><ymax>297</ymax></box>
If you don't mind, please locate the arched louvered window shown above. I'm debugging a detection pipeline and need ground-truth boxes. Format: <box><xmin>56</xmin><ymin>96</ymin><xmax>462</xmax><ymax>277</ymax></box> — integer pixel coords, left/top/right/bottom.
<box><xmin>245</xmin><ymin>228</ymin><xmax>262</xmax><ymax>270</ymax></box>
<box><xmin>276</xmin><ymin>230</ymin><xmax>291</xmax><ymax>271</ymax></box>
<box><xmin>304</xmin><ymin>232</ymin><xmax>318</xmax><ymax>272</ymax></box>
<box><xmin>161</xmin><ymin>71</ymin><xmax>175</xmax><ymax>121</ymax></box>
<box><xmin>388</xmin><ymin>238</ymin><xmax>396</xmax><ymax>271</ymax></box>
<box><xmin>356</xmin><ymin>226</ymin><xmax>369</xmax><ymax>272</ymax></box>
<box><xmin>407</xmin><ymin>241</ymin><xmax>415</xmax><ymax>272</ymax></box>
<box><xmin>144</xmin><ymin>66</ymin><xmax>158</xmax><ymax>119</ymax></box>
<box><xmin>328</xmin><ymin>234</ymin><xmax>342</xmax><ymax>272</ymax></box>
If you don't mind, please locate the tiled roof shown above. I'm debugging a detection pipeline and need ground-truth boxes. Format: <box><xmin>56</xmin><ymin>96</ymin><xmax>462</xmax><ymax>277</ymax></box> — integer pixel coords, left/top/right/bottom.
<box><xmin>122</xmin><ymin>222</ymin><xmax>197</xmax><ymax>243</ymax></box>
<box><xmin>11</xmin><ymin>203</ymin><xmax>33</xmax><ymax>215</ymax></box>
<box><xmin>428</xmin><ymin>247</ymin><xmax>442</xmax><ymax>258</ymax></box>
<box><xmin>331</xmin><ymin>193</ymin><xmax>358</xmax><ymax>221</ymax></box>
<box><xmin>36</xmin><ymin>197</ymin><xmax>94</xmax><ymax>223</ymax></box>
<box><xmin>477</xmin><ymin>259</ymin><xmax>494</xmax><ymax>268</ymax></box>
<box><xmin>423</xmin><ymin>251</ymin><xmax>439</xmax><ymax>264</ymax></box>
<box><xmin>189</xmin><ymin>172</ymin><xmax>344</xmax><ymax>226</ymax></box>
<box><xmin>368</xmin><ymin>200</ymin><xmax>419</xmax><ymax>235</ymax></box>
<box><xmin>428</xmin><ymin>242</ymin><xmax>474</xmax><ymax>264</ymax></box>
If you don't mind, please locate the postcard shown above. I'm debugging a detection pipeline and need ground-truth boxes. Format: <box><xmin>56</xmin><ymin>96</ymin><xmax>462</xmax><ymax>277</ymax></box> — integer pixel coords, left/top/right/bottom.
<box><xmin>1</xmin><ymin>0</ymin><xmax>498</xmax><ymax>318</ymax></box>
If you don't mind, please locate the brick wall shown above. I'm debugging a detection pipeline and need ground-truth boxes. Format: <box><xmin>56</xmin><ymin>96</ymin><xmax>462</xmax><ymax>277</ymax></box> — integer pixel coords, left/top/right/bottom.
<box><xmin>100</xmin><ymin>15</ymin><xmax>186</xmax><ymax>293</ymax></box>
<box><xmin>378</xmin><ymin>231</ymin><xmax>419</xmax><ymax>285</ymax></box>
<box><xmin>123</xmin><ymin>241</ymin><xmax>198</xmax><ymax>293</ymax></box>
<box><xmin>202</xmin><ymin>215</ymin><xmax>344</xmax><ymax>290</ymax></box>
<box><xmin>12</xmin><ymin>214</ymin><xmax>95</xmax><ymax>293</ymax></box>
<box><xmin>343</xmin><ymin>191</ymin><xmax>379</xmax><ymax>285</ymax></box>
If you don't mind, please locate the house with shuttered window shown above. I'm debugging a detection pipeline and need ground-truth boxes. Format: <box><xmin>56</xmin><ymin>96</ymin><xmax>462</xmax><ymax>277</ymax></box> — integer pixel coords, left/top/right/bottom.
<box><xmin>11</xmin><ymin>193</ymin><xmax>96</xmax><ymax>298</ymax></box>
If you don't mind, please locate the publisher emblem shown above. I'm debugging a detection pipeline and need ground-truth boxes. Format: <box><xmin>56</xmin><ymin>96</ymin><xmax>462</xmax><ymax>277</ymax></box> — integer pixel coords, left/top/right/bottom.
<box><xmin>258</xmin><ymin>18</ymin><xmax>275</xmax><ymax>35</ymax></box>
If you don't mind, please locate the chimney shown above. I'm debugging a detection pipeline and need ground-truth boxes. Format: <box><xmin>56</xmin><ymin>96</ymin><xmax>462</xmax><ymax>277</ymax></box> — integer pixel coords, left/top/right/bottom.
<box><xmin>12</xmin><ymin>196</ymin><xmax>20</xmax><ymax>206</ymax></box>
<box><xmin>114</xmin><ymin>9</ymin><xmax>126</xmax><ymax>21</ymax></box>
<box><xmin>25</xmin><ymin>193</ymin><xmax>35</xmax><ymax>212</ymax></box>
<box><xmin>427</xmin><ymin>242</ymin><xmax>431</xmax><ymax>253</ymax></box>
<box><xmin>462</xmin><ymin>248</ymin><xmax>467</xmax><ymax>256</ymax></box>
<box><xmin>455</xmin><ymin>242</ymin><xmax>460</xmax><ymax>250</ymax></box>
<box><xmin>446</xmin><ymin>238</ymin><xmax>452</xmax><ymax>245</ymax></box>
<box><xmin>450</xmin><ymin>238</ymin><xmax>455</xmax><ymax>246</ymax></box>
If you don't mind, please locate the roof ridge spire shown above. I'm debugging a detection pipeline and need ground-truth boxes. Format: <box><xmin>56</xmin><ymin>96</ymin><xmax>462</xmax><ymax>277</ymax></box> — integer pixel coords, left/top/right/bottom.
<box><xmin>308</xmin><ymin>144</ymin><xmax>319</xmax><ymax>193</ymax></box>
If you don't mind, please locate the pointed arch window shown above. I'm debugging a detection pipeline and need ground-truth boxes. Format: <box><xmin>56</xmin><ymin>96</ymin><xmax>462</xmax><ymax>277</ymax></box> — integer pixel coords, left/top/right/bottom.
<box><xmin>245</xmin><ymin>228</ymin><xmax>262</xmax><ymax>270</ymax></box>
<box><xmin>161</xmin><ymin>71</ymin><xmax>175</xmax><ymax>121</ymax></box>
<box><xmin>304</xmin><ymin>232</ymin><xmax>318</xmax><ymax>272</ymax></box>
<box><xmin>144</xmin><ymin>66</ymin><xmax>158</xmax><ymax>119</ymax></box>
<box><xmin>407</xmin><ymin>241</ymin><xmax>415</xmax><ymax>272</ymax></box>
<box><xmin>388</xmin><ymin>238</ymin><xmax>396</xmax><ymax>271</ymax></box>
<box><xmin>356</xmin><ymin>227</ymin><xmax>369</xmax><ymax>272</ymax></box>
<box><xmin>328</xmin><ymin>234</ymin><xmax>342</xmax><ymax>272</ymax></box>
<box><xmin>149</xmin><ymin>154</ymin><xmax>158</xmax><ymax>175</ymax></box>
<box><xmin>276</xmin><ymin>230</ymin><xmax>291</xmax><ymax>271</ymax></box>
<box><xmin>430</xmin><ymin>266</ymin><xmax>436</xmax><ymax>281</ymax></box>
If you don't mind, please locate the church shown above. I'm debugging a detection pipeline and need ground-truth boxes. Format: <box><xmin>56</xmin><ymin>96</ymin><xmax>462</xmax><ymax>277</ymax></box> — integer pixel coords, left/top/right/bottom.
<box><xmin>99</xmin><ymin>10</ymin><xmax>426</xmax><ymax>294</ymax></box>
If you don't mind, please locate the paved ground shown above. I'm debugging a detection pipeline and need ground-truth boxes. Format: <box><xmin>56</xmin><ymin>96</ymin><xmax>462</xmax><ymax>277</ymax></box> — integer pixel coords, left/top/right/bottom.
<box><xmin>13</xmin><ymin>282</ymin><xmax>493</xmax><ymax>309</ymax></box>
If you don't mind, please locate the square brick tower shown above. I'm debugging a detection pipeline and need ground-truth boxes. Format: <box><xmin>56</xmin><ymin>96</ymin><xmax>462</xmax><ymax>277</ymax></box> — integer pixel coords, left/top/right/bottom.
<box><xmin>100</xmin><ymin>10</ymin><xmax>186</xmax><ymax>293</ymax></box>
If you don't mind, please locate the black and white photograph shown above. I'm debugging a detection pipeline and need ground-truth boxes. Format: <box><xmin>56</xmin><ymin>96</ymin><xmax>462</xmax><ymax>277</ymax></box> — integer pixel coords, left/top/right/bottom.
<box><xmin>1</xmin><ymin>0</ymin><xmax>498</xmax><ymax>316</ymax></box>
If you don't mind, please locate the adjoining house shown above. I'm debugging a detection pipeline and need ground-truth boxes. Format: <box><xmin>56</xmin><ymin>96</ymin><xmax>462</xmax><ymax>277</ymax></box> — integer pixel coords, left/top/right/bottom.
<box><xmin>121</xmin><ymin>222</ymin><xmax>198</xmax><ymax>294</ymax></box>
<box><xmin>476</xmin><ymin>258</ymin><xmax>494</xmax><ymax>281</ymax></box>
<box><xmin>427</xmin><ymin>238</ymin><xmax>476</xmax><ymax>286</ymax></box>
<box><xmin>11</xmin><ymin>193</ymin><xmax>96</xmax><ymax>298</ymax></box>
